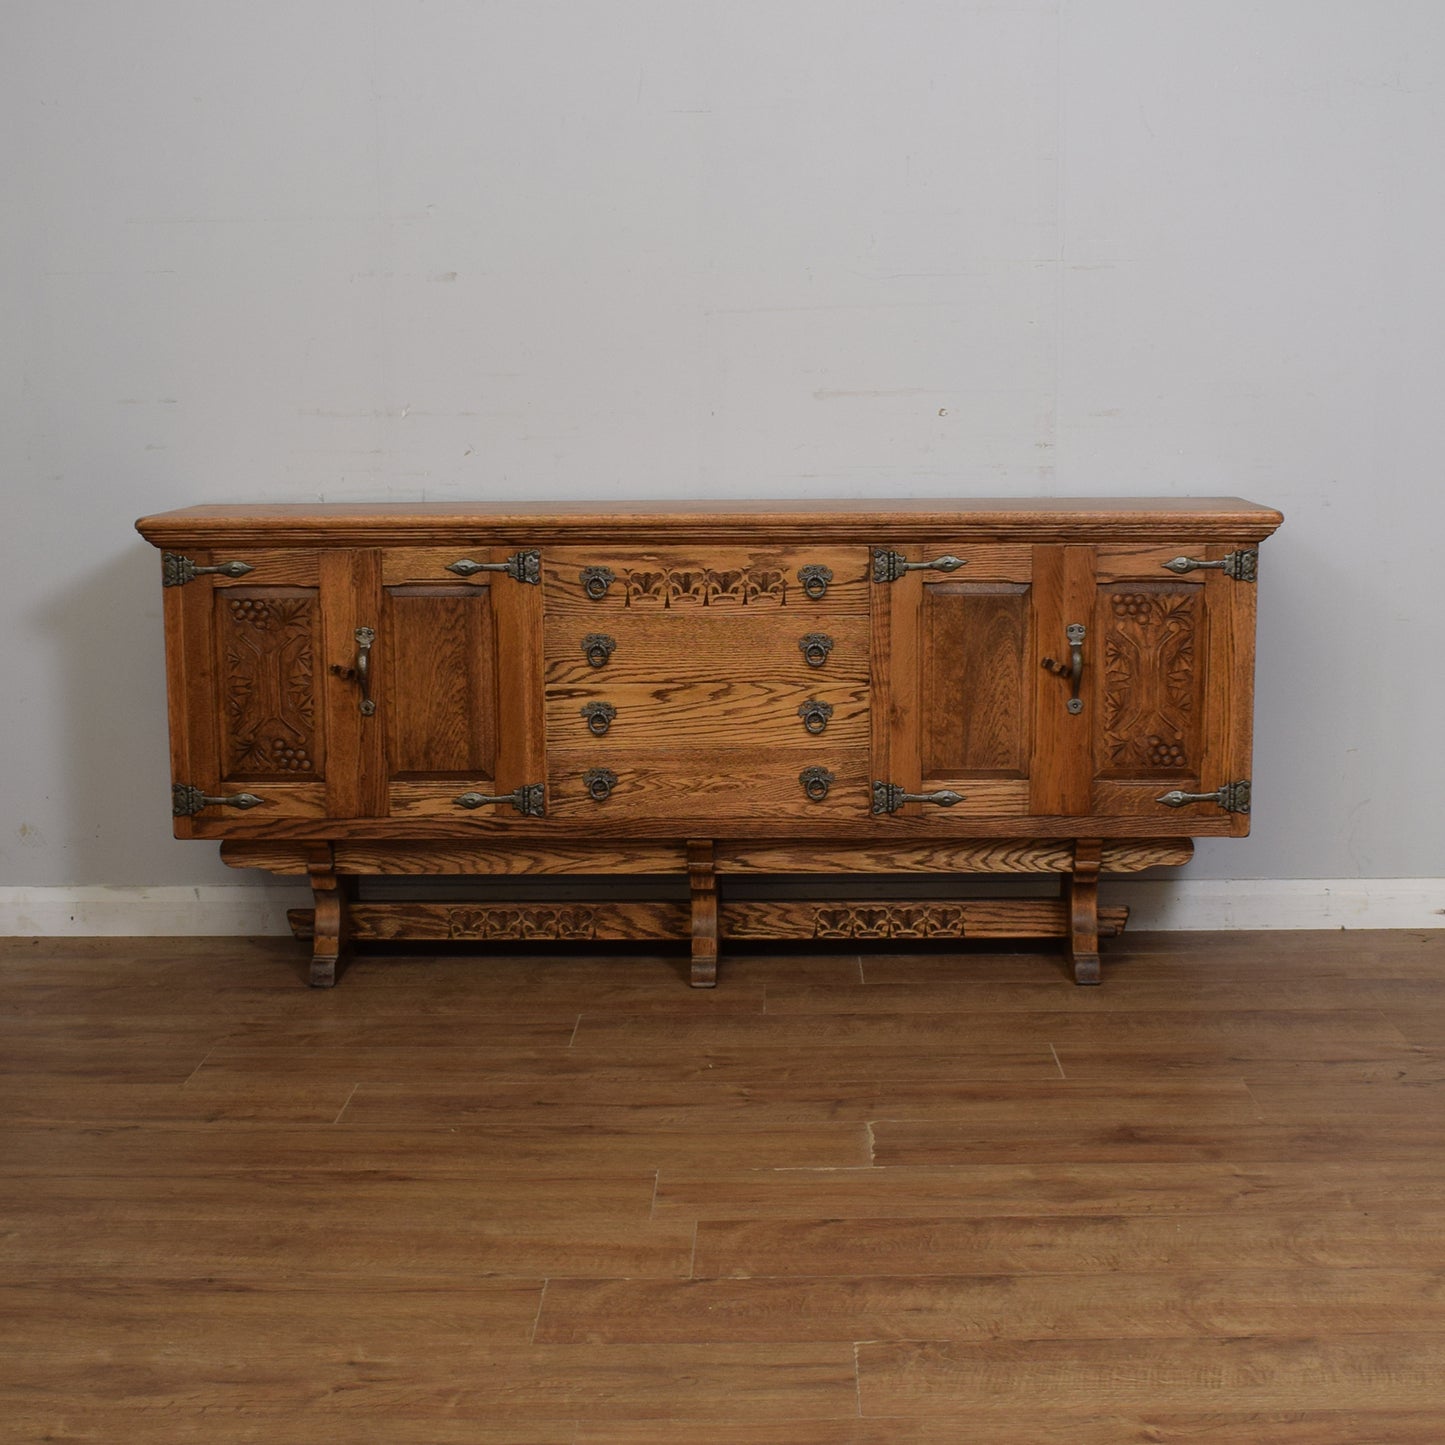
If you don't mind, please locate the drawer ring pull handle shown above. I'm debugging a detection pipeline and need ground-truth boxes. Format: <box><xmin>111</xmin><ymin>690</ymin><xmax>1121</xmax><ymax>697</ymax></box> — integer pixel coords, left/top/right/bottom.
<box><xmin>798</xmin><ymin>699</ymin><xmax>834</xmax><ymax>735</ymax></box>
<box><xmin>580</xmin><ymin>566</ymin><xmax>615</xmax><ymax>600</ymax></box>
<box><xmin>798</xmin><ymin>564</ymin><xmax>833</xmax><ymax>600</ymax></box>
<box><xmin>585</xmin><ymin>768</ymin><xmax>618</xmax><ymax>802</ymax></box>
<box><xmin>799</xmin><ymin>633</ymin><xmax>834</xmax><ymax>668</ymax></box>
<box><xmin>583</xmin><ymin>634</ymin><xmax>617</xmax><ymax>669</ymax></box>
<box><xmin>799</xmin><ymin>766</ymin><xmax>836</xmax><ymax>803</ymax></box>
<box><xmin>581</xmin><ymin>701</ymin><xmax>616</xmax><ymax>736</ymax></box>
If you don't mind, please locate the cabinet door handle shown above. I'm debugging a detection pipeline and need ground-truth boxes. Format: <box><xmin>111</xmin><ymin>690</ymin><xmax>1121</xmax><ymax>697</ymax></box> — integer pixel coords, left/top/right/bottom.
<box><xmin>872</xmin><ymin>782</ymin><xmax>964</xmax><ymax>814</ymax></box>
<box><xmin>454</xmin><ymin>784</ymin><xmax>546</xmax><ymax>817</ymax></box>
<box><xmin>1041</xmin><ymin>623</ymin><xmax>1086</xmax><ymax>714</ymax></box>
<box><xmin>326</xmin><ymin>627</ymin><xmax>375</xmax><ymax>716</ymax></box>
<box><xmin>353</xmin><ymin>627</ymin><xmax>376</xmax><ymax>715</ymax></box>
<box><xmin>330</xmin><ymin>628</ymin><xmax>377</xmax><ymax>715</ymax></box>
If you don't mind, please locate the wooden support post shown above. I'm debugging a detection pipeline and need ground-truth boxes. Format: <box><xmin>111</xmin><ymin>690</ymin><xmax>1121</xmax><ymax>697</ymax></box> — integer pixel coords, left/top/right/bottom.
<box><xmin>305</xmin><ymin>843</ymin><xmax>348</xmax><ymax>988</ymax></box>
<box><xmin>687</xmin><ymin>839</ymin><xmax>718</xmax><ymax>989</ymax></box>
<box><xmin>1064</xmin><ymin>838</ymin><xmax>1103</xmax><ymax>985</ymax></box>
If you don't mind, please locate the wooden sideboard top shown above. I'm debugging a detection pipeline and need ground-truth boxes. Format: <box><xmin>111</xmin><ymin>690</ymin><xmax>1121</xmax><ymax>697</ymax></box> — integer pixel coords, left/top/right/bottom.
<box><xmin>137</xmin><ymin>497</ymin><xmax>1284</xmax><ymax>548</ymax></box>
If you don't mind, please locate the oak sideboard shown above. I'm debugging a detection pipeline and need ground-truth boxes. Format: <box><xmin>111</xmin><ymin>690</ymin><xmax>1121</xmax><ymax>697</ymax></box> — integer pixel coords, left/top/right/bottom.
<box><xmin>136</xmin><ymin>498</ymin><xmax>1283</xmax><ymax>986</ymax></box>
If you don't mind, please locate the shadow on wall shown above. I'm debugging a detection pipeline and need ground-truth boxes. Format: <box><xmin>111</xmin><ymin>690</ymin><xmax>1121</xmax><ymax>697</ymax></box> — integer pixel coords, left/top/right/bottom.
<box><xmin>33</xmin><ymin>538</ymin><xmax>235</xmax><ymax>889</ymax></box>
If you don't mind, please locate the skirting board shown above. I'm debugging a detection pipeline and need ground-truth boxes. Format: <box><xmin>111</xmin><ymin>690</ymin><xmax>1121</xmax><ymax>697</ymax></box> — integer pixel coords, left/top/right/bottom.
<box><xmin>0</xmin><ymin>880</ymin><xmax>1442</xmax><ymax>937</ymax></box>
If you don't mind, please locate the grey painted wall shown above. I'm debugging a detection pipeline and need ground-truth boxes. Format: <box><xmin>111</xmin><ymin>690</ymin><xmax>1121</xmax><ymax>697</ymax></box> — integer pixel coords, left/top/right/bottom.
<box><xmin>3</xmin><ymin>1</ymin><xmax>1441</xmax><ymax>891</ymax></box>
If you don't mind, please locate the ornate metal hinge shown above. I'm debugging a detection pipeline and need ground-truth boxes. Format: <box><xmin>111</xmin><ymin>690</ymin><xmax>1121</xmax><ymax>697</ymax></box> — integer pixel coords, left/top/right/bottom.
<box><xmin>172</xmin><ymin>783</ymin><xmax>265</xmax><ymax>817</ymax></box>
<box><xmin>446</xmin><ymin>549</ymin><xmax>542</xmax><ymax>584</ymax></box>
<box><xmin>1162</xmin><ymin>549</ymin><xmax>1258</xmax><ymax>582</ymax></box>
<box><xmin>1157</xmin><ymin>780</ymin><xmax>1251</xmax><ymax>814</ymax></box>
<box><xmin>162</xmin><ymin>553</ymin><xmax>254</xmax><ymax>587</ymax></box>
<box><xmin>454</xmin><ymin>783</ymin><xmax>546</xmax><ymax>816</ymax></box>
<box><xmin>872</xmin><ymin>782</ymin><xmax>965</xmax><ymax>815</ymax></box>
<box><xmin>872</xmin><ymin>550</ymin><xmax>967</xmax><ymax>583</ymax></box>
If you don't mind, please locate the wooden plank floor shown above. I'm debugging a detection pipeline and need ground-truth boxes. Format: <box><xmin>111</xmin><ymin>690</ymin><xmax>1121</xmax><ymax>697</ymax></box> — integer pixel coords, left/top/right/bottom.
<box><xmin>1</xmin><ymin>929</ymin><xmax>1443</xmax><ymax>1442</ymax></box>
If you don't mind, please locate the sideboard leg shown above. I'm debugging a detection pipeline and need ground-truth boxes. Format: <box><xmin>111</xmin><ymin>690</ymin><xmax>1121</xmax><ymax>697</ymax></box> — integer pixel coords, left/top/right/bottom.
<box><xmin>687</xmin><ymin>839</ymin><xmax>719</xmax><ymax>988</ymax></box>
<box><xmin>1065</xmin><ymin>839</ymin><xmax>1103</xmax><ymax>986</ymax></box>
<box><xmin>306</xmin><ymin>845</ymin><xmax>348</xmax><ymax>988</ymax></box>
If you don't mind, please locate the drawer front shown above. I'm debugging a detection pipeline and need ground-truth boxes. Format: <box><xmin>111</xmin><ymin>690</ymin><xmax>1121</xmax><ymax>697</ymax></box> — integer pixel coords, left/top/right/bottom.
<box><xmin>543</xmin><ymin>546</ymin><xmax>870</xmax><ymax>616</ymax></box>
<box><xmin>544</xmin><ymin>611</ymin><xmax>871</xmax><ymax>690</ymax></box>
<box><xmin>546</xmin><ymin>678</ymin><xmax>871</xmax><ymax>751</ymax></box>
<box><xmin>546</xmin><ymin>746</ymin><xmax>871</xmax><ymax>824</ymax></box>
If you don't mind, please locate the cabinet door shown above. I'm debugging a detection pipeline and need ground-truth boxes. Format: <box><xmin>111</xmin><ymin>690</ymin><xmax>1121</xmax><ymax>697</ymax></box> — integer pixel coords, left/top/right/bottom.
<box><xmin>375</xmin><ymin>547</ymin><xmax>545</xmax><ymax>823</ymax></box>
<box><xmin>873</xmin><ymin>540</ymin><xmax>1257</xmax><ymax>833</ymax></box>
<box><xmin>1083</xmin><ymin>542</ymin><xmax>1255</xmax><ymax>830</ymax></box>
<box><xmin>872</xmin><ymin>544</ymin><xmax>1038</xmax><ymax>819</ymax></box>
<box><xmin>163</xmin><ymin>548</ymin><xmax>333</xmax><ymax>835</ymax></box>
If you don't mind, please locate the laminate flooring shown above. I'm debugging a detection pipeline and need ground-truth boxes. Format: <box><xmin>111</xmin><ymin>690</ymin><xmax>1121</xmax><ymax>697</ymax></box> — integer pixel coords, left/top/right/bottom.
<box><xmin>2</xmin><ymin>929</ymin><xmax>1443</xmax><ymax>1442</ymax></box>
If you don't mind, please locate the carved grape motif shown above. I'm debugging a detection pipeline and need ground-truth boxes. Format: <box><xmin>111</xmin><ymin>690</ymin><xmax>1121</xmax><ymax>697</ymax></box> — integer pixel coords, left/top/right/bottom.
<box><xmin>1112</xmin><ymin>593</ymin><xmax>1154</xmax><ymax>621</ymax></box>
<box><xmin>270</xmin><ymin>738</ymin><xmax>313</xmax><ymax>773</ymax></box>
<box><xmin>1146</xmin><ymin>735</ymin><xmax>1187</xmax><ymax>768</ymax></box>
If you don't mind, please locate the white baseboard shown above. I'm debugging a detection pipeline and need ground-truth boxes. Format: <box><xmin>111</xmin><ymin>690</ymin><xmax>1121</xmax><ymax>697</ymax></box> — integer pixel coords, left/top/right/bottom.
<box><xmin>0</xmin><ymin>880</ymin><xmax>1441</xmax><ymax>937</ymax></box>
<box><xmin>0</xmin><ymin>885</ymin><xmax>311</xmax><ymax>936</ymax></box>
<box><xmin>1104</xmin><ymin>879</ymin><xmax>1445</xmax><ymax>932</ymax></box>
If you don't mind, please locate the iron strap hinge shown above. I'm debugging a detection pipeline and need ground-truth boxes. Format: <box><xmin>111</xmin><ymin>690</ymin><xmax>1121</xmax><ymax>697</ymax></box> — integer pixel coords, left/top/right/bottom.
<box><xmin>872</xmin><ymin>781</ymin><xmax>965</xmax><ymax>815</ymax></box>
<box><xmin>1162</xmin><ymin>549</ymin><xmax>1258</xmax><ymax>582</ymax></box>
<box><xmin>1156</xmin><ymin>780</ymin><xmax>1252</xmax><ymax>814</ymax></box>
<box><xmin>446</xmin><ymin>549</ymin><xmax>542</xmax><ymax>584</ymax></box>
<box><xmin>454</xmin><ymin>783</ymin><xmax>546</xmax><ymax>816</ymax></box>
<box><xmin>162</xmin><ymin>553</ymin><xmax>254</xmax><ymax>587</ymax></box>
<box><xmin>872</xmin><ymin>549</ymin><xmax>968</xmax><ymax>584</ymax></box>
<box><xmin>172</xmin><ymin>783</ymin><xmax>265</xmax><ymax>816</ymax></box>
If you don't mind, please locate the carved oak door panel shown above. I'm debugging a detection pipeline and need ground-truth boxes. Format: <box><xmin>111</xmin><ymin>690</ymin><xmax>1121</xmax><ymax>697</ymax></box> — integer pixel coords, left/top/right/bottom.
<box><xmin>1085</xmin><ymin>543</ymin><xmax>1255</xmax><ymax>831</ymax></box>
<box><xmin>164</xmin><ymin>548</ymin><xmax>331</xmax><ymax>835</ymax></box>
<box><xmin>374</xmin><ymin>547</ymin><xmax>545</xmax><ymax>824</ymax></box>
<box><xmin>873</xmin><ymin>544</ymin><xmax>1038</xmax><ymax>820</ymax></box>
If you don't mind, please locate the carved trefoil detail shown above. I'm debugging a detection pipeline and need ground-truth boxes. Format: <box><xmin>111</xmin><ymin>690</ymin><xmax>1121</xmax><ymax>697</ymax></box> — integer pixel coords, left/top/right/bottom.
<box><xmin>622</xmin><ymin>565</ymin><xmax>789</xmax><ymax>608</ymax></box>
<box><xmin>219</xmin><ymin>593</ymin><xmax>320</xmax><ymax>778</ymax></box>
<box><xmin>814</xmin><ymin>905</ymin><xmax>967</xmax><ymax>939</ymax></box>
<box><xmin>1100</xmin><ymin>586</ymin><xmax>1201</xmax><ymax>777</ymax></box>
<box><xmin>443</xmin><ymin>906</ymin><xmax>598</xmax><ymax>941</ymax></box>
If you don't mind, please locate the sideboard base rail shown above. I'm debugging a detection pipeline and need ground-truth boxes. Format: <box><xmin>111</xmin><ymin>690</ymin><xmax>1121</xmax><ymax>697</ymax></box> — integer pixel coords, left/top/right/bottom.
<box><xmin>273</xmin><ymin>837</ymin><xmax>1133</xmax><ymax>988</ymax></box>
